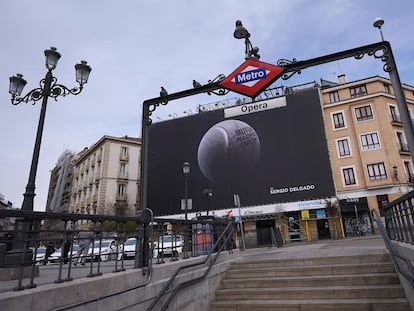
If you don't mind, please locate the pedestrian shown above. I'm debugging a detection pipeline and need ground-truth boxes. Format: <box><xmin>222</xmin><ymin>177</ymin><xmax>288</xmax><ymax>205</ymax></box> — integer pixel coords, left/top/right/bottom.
<box><xmin>74</xmin><ymin>224</ymin><xmax>94</xmax><ymax>266</ymax></box>
<box><xmin>44</xmin><ymin>242</ymin><xmax>55</xmax><ymax>265</ymax></box>
<box><xmin>62</xmin><ymin>233</ymin><xmax>72</xmax><ymax>264</ymax></box>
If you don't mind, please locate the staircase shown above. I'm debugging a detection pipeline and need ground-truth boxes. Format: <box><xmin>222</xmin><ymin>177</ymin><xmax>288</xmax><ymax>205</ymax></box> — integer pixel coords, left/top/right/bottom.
<box><xmin>210</xmin><ymin>253</ymin><xmax>410</xmax><ymax>310</ymax></box>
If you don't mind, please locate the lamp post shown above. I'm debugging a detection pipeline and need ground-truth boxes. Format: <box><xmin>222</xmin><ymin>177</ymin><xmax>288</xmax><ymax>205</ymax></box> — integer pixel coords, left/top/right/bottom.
<box><xmin>202</xmin><ymin>188</ymin><xmax>213</xmax><ymax>216</ymax></box>
<box><xmin>7</xmin><ymin>48</ymin><xmax>91</xmax><ymax>276</ymax></box>
<box><xmin>9</xmin><ymin>47</ymin><xmax>91</xmax><ymax>212</ymax></box>
<box><xmin>182</xmin><ymin>162</ymin><xmax>190</xmax><ymax>259</ymax></box>
<box><xmin>233</xmin><ymin>20</ymin><xmax>260</xmax><ymax>60</ymax></box>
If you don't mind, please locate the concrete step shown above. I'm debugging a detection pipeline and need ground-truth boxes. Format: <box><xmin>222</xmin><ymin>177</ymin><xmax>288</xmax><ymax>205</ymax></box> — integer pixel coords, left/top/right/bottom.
<box><xmin>215</xmin><ymin>284</ymin><xmax>405</xmax><ymax>300</ymax></box>
<box><xmin>211</xmin><ymin>253</ymin><xmax>410</xmax><ymax>311</ymax></box>
<box><xmin>225</xmin><ymin>262</ymin><xmax>395</xmax><ymax>278</ymax></box>
<box><xmin>221</xmin><ymin>273</ymin><xmax>400</xmax><ymax>288</ymax></box>
<box><xmin>231</xmin><ymin>254</ymin><xmax>391</xmax><ymax>268</ymax></box>
<box><xmin>209</xmin><ymin>298</ymin><xmax>410</xmax><ymax>311</ymax></box>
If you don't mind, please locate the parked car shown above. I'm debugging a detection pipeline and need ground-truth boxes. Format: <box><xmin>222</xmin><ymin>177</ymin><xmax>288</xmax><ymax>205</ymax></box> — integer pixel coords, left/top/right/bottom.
<box><xmin>87</xmin><ymin>239</ymin><xmax>118</xmax><ymax>261</ymax></box>
<box><xmin>118</xmin><ymin>238</ymin><xmax>137</xmax><ymax>260</ymax></box>
<box><xmin>30</xmin><ymin>246</ymin><xmax>47</xmax><ymax>264</ymax></box>
<box><xmin>153</xmin><ymin>235</ymin><xmax>183</xmax><ymax>258</ymax></box>
<box><xmin>48</xmin><ymin>245</ymin><xmax>79</xmax><ymax>263</ymax></box>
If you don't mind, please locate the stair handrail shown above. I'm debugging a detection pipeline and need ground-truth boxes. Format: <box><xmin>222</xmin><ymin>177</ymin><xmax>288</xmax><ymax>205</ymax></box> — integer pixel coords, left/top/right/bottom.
<box><xmin>278</xmin><ymin>214</ymin><xmax>307</xmax><ymax>240</ymax></box>
<box><xmin>146</xmin><ymin>220</ymin><xmax>234</xmax><ymax>311</ymax></box>
<box><xmin>371</xmin><ymin>208</ymin><xmax>414</xmax><ymax>288</ymax></box>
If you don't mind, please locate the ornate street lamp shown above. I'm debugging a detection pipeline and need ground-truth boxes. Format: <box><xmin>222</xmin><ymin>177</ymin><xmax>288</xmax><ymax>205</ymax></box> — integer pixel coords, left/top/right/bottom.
<box><xmin>182</xmin><ymin>162</ymin><xmax>190</xmax><ymax>259</ymax></box>
<box><xmin>9</xmin><ymin>47</ymin><xmax>91</xmax><ymax>212</ymax></box>
<box><xmin>6</xmin><ymin>48</ymin><xmax>91</xmax><ymax>280</ymax></box>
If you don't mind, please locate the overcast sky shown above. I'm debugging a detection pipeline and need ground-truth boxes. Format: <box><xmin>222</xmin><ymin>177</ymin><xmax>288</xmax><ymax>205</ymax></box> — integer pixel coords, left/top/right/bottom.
<box><xmin>1</xmin><ymin>0</ymin><xmax>413</xmax><ymax>212</ymax></box>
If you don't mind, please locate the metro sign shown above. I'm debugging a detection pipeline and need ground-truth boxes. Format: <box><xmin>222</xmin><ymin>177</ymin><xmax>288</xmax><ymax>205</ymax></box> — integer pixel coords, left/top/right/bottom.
<box><xmin>220</xmin><ymin>59</ymin><xmax>285</xmax><ymax>98</ymax></box>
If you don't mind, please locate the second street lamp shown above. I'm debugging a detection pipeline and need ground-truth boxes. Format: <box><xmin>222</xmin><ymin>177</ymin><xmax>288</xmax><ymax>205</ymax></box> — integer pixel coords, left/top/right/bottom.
<box><xmin>182</xmin><ymin>162</ymin><xmax>190</xmax><ymax>259</ymax></box>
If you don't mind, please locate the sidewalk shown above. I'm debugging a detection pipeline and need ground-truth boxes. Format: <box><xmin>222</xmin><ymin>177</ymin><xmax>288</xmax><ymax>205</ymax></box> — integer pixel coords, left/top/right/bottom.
<box><xmin>238</xmin><ymin>235</ymin><xmax>387</xmax><ymax>260</ymax></box>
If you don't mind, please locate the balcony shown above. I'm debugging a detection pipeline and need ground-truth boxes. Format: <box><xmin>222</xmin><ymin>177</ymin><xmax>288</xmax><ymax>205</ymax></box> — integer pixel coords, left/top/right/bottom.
<box><xmin>118</xmin><ymin>173</ymin><xmax>128</xmax><ymax>180</ymax></box>
<box><xmin>120</xmin><ymin>153</ymin><xmax>129</xmax><ymax>161</ymax></box>
<box><xmin>398</xmin><ymin>142</ymin><xmax>410</xmax><ymax>154</ymax></box>
<box><xmin>391</xmin><ymin>113</ymin><xmax>402</xmax><ymax>125</ymax></box>
<box><xmin>116</xmin><ymin>194</ymin><xmax>127</xmax><ymax>201</ymax></box>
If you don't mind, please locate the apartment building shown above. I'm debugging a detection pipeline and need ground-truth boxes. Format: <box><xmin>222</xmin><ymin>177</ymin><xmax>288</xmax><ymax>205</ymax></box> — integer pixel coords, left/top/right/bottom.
<box><xmin>321</xmin><ymin>75</ymin><xmax>414</xmax><ymax>236</ymax></box>
<box><xmin>45</xmin><ymin>150</ymin><xmax>75</xmax><ymax>213</ymax></box>
<box><xmin>69</xmin><ymin>135</ymin><xmax>141</xmax><ymax>217</ymax></box>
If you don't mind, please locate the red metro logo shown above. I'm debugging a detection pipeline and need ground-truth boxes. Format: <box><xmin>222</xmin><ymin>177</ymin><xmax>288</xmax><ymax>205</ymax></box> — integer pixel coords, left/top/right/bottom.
<box><xmin>220</xmin><ymin>59</ymin><xmax>285</xmax><ymax>98</ymax></box>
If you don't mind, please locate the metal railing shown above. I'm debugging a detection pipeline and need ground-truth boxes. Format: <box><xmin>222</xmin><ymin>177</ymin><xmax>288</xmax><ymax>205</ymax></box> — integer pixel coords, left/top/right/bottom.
<box><xmin>147</xmin><ymin>219</ymin><xmax>234</xmax><ymax>311</ymax></box>
<box><xmin>373</xmin><ymin>190</ymin><xmax>414</xmax><ymax>288</ymax></box>
<box><xmin>382</xmin><ymin>190</ymin><xmax>414</xmax><ymax>245</ymax></box>
<box><xmin>0</xmin><ymin>208</ymin><xmax>234</xmax><ymax>296</ymax></box>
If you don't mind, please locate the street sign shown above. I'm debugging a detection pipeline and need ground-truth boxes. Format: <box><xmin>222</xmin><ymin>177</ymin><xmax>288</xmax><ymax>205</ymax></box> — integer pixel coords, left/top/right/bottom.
<box><xmin>220</xmin><ymin>59</ymin><xmax>285</xmax><ymax>98</ymax></box>
<box><xmin>301</xmin><ymin>210</ymin><xmax>310</xmax><ymax>220</ymax></box>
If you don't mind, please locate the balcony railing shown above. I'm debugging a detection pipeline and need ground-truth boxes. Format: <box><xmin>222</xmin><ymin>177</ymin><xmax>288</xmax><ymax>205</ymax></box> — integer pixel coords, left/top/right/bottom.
<box><xmin>117</xmin><ymin>173</ymin><xmax>128</xmax><ymax>180</ymax></box>
<box><xmin>398</xmin><ymin>142</ymin><xmax>410</xmax><ymax>153</ymax></box>
<box><xmin>391</xmin><ymin>113</ymin><xmax>402</xmax><ymax>124</ymax></box>
<box><xmin>119</xmin><ymin>154</ymin><xmax>129</xmax><ymax>161</ymax></box>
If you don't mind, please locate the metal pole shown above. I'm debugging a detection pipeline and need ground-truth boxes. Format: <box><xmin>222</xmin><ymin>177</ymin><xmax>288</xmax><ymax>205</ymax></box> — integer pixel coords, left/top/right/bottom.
<box><xmin>384</xmin><ymin>44</ymin><xmax>414</xmax><ymax>173</ymax></box>
<box><xmin>183</xmin><ymin>173</ymin><xmax>189</xmax><ymax>259</ymax></box>
<box><xmin>21</xmin><ymin>70</ymin><xmax>52</xmax><ymax>211</ymax></box>
<box><xmin>234</xmin><ymin>194</ymin><xmax>245</xmax><ymax>250</ymax></box>
<box><xmin>139</xmin><ymin>103</ymin><xmax>150</xmax><ymax>212</ymax></box>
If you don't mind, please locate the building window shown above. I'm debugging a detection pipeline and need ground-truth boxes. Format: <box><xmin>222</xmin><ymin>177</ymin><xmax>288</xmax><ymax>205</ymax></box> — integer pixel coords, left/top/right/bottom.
<box><xmin>117</xmin><ymin>184</ymin><xmax>126</xmax><ymax>197</ymax></box>
<box><xmin>342</xmin><ymin>167</ymin><xmax>356</xmax><ymax>185</ymax></box>
<box><xmin>389</xmin><ymin>105</ymin><xmax>401</xmax><ymax>123</ymax></box>
<box><xmin>367</xmin><ymin>163</ymin><xmax>387</xmax><ymax>181</ymax></box>
<box><xmin>404</xmin><ymin>161</ymin><xmax>413</xmax><ymax>183</ymax></box>
<box><xmin>337</xmin><ymin>138</ymin><xmax>351</xmax><ymax>157</ymax></box>
<box><xmin>120</xmin><ymin>146</ymin><xmax>129</xmax><ymax>161</ymax></box>
<box><xmin>355</xmin><ymin>105</ymin><xmax>373</xmax><ymax>122</ymax></box>
<box><xmin>360</xmin><ymin>132</ymin><xmax>380</xmax><ymax>150</ymax></box>
<box><xmin>383</xmin><ymin>83</ymin><xmax>390</xmax><ymax>93</ymax></box>
<box><xmin>396</xmin><ymin>131</ymin><xmax>409</xmax><ymax>152</ymax></box>
<box><xmin>119</xmin><ymin>162</ymin><xmax>128</xmax><ymax>178</ymax></box>
<box><xmin>121</xmin><ymin>146</ymin><xmax>128</xmax><ymax>157</ymax></box>
<box><xmin>332</xmin><ymin>112</ymin><xmax>345</xmax><ymax>129</ymax></box>
<box><xmin>329</xmin><ymin>91</ymin><xmax>340</xmax><ymax>103</ymax></box>
<box><xmin>350</xmin><ymin>85</ymin><xmax>367</xmax><ymax>98</ymax></box>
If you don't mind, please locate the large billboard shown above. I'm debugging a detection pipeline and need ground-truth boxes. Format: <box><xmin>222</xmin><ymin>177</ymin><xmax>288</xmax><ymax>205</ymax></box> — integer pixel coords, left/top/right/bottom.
<box><xmin>147</xmin><ymin>88</ymin><xmax>335</xmax><ymax>216</ymax></box>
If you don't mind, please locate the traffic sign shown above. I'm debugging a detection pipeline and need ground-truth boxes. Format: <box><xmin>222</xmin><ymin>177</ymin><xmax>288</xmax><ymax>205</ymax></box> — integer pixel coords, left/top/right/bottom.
<box><xmin>220</xmin><ymin>59</ymin><xmax>285</xmax><ymax>98</ymax></box>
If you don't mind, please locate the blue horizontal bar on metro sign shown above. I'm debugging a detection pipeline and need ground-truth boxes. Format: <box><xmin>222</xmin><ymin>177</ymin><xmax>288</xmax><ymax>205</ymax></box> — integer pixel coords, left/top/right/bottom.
<box><xmin>234</xmin><ymin>68</ymin><xmax>267</xmax><ymax>85</ymax></box>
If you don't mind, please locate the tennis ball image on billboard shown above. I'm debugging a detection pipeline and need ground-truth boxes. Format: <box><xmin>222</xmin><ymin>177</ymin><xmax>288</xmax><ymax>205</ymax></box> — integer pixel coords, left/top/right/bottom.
<box><xmin>197</xmin><ymin>120</ymin><xmax>260</xmax><ymax>183</ymax></box>
<box><xmin>147</xmin><ymin>88</ymin><xmax>335</xmax><ymax>216</ymax></box>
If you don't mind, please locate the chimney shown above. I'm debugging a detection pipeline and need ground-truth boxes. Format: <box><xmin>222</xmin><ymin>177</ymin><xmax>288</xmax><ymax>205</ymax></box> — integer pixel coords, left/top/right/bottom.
<box><xmin>338</xmin><ymin>74</ymin><xmax>346</xmax><ymax>84</ymax></box>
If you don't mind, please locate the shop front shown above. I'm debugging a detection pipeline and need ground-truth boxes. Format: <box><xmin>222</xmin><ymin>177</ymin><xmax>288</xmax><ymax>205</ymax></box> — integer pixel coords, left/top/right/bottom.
<box><xmin>339</xmin><ymin>197</ymin><xmax>373</xmax><ymax>236</ymax></box>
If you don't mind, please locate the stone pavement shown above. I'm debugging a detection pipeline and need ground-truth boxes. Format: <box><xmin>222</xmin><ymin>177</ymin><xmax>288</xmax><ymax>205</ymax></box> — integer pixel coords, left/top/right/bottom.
<box><xmin>238</xmin><ymin>235</ymin><xmax>387</xmax><ymax>261</ymax></box>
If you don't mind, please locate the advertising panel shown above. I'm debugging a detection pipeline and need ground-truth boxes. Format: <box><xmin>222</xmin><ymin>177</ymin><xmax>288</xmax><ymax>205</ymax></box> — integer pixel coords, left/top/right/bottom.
<box><xmin>147</xmin><ymin>88</ymin><xmax>335</xmax><ymax>216</ymax></box>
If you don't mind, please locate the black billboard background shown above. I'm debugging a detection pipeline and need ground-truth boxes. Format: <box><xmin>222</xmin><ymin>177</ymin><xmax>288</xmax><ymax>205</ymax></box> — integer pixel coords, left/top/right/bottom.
<box><xmin>147</xmin><ymin>88</ymin><xmax>336</xmax><ymax>216</ymax></box>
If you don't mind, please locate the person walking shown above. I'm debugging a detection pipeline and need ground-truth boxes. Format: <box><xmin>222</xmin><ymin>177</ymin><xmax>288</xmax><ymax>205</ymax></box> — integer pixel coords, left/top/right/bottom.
<box><xmin>74</xmin><ymin>225</ymin><xmax>94</xmax><ymax>266</ymax></box>
<box><xmin>44</xmin><ymin>242</ymin><xmax>55</xmax><ymax>265</ymax></box>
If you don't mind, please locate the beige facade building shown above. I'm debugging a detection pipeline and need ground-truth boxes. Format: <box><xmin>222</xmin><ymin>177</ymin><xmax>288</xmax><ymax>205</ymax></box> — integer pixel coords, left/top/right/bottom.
<box><xmin>69</xmin><ymin>135</ymin><xmax>141</xmax><ymax>217</ymax></box>
<box><xmin>321</xmin><ymin>75</ymin><xmax>414</xmax><ymax>236</ymax></box>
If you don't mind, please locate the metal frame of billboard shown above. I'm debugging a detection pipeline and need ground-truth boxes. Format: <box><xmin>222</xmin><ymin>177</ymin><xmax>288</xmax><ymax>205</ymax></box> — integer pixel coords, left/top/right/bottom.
<box><xmin>140</xmin><ymin>40</ymin><xmax>413</xmax><ymax>215</ymax></box>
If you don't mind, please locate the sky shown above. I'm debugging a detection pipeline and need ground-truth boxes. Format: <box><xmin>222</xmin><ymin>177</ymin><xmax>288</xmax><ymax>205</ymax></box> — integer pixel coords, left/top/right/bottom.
<box><xmin>1</xmin><ymin>0</ymin><xmax>413</xmax><ymax>212</ymax></box>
